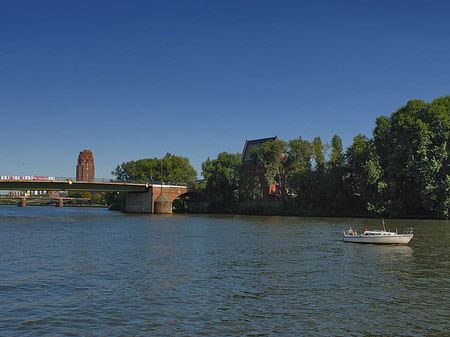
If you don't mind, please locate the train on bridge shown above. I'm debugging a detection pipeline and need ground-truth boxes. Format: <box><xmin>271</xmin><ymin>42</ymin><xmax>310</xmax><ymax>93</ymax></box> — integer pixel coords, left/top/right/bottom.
<box><xmin>0</xmin><ymin>175</ymin><xmax>55</xmax><ymax>181</ymax></box>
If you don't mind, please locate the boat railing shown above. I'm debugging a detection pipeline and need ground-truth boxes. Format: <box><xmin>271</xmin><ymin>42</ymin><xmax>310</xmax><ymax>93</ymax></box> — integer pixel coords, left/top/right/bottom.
<box><xmin>403</xmin><ymin>227</ymin><xmax>413</xmax><ymax>235</ymax></box>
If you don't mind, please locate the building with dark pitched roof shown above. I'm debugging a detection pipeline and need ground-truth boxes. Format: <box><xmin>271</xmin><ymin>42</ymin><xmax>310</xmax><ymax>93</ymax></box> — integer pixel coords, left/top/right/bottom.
<box><xmin>241</xmin><ymin>136</ymin><xmax>281</xmax><ymax>201</ymax></box>
<box><xmin>241</xmin><ymin>136</ymin><xmax>278</xmax><ymax>164</ymax></box>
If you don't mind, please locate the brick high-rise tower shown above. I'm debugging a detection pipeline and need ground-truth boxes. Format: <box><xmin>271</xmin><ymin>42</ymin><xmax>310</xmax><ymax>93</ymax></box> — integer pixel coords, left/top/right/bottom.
<box><xmin>76</xmin><ymin>150</ymin><xmax>95</xmax><ymax>181</ymax></box>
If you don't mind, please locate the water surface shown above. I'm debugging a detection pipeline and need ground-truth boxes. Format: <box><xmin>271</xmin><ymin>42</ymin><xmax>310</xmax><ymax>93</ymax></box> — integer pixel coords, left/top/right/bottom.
<box><xmin>0</xmin><ymin>206</ymin><xmax>448</xmax><ymax>336</ymax></box>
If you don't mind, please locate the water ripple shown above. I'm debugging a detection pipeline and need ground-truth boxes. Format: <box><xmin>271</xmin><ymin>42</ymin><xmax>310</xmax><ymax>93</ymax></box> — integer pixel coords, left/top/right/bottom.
<box><xmin>0</xmin><ymin>207</ymin><xmax>448</xmax><ymax>336</ymax></box>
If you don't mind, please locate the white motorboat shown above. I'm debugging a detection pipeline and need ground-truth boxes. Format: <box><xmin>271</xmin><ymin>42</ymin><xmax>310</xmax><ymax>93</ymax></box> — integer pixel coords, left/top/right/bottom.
<box><xmin>343</xmin><ymin>221</ymin><xmax>413</xmax><ymax>244</ymax></box>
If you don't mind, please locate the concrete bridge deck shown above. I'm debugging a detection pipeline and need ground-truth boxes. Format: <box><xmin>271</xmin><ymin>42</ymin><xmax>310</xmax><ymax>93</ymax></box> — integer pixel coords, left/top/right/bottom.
<box><xmin>0</xmin><ymin>179</ymin><xmax>149</xmax><ymax>192</ymax></box>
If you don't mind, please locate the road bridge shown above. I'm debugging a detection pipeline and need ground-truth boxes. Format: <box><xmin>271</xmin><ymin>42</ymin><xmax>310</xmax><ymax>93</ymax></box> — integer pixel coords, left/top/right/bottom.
<box><xmin>0</xmin><ymin>179</ymin><xmax>193</xmax><ymax>213</ymax></box>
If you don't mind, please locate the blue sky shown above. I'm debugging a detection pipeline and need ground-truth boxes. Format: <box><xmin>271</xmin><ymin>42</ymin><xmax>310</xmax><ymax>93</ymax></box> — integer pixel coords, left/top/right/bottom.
<box><xmin>1</xmin><ymin>0</ymin><xmax>449</xmax><ymax>179</ymax></box>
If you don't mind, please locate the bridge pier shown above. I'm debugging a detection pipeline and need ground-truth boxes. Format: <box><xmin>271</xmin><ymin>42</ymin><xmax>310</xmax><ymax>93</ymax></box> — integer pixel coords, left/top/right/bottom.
<box><xmin>154</xmin><ymin>194</ymin><xmax>172</xmax><ymax>214</ymax></box>
<box><xmin>56</xmin><ymin>198</ymin><xmax>64</xmax><ymax>207</ymax></box>
<box><xmin>122</xmin><ymin>185</ymin><xmax>186</xmax><ymax>214</ymax></box>
<box><xmin>19</xmin><ymin>197</ymin><xmax>26</xmax><ymax>207</ymax></box>
<box><xmin>123</xmin><ymin>189</ymin><xmax>154</xmax><ymax>213</ymax></box>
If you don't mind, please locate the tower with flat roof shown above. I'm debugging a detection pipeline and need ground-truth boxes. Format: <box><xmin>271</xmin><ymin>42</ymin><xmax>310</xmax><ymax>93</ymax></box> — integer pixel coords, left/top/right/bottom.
<box><xmin>76</xmin><ymin>150</ymin><xmax>95</xmax><ymax>181</ymax></box>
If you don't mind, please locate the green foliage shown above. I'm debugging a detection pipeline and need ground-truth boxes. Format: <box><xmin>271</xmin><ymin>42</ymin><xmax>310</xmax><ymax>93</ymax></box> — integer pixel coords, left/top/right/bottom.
<box><xmin>92</xmin><ymin>193</ymin><xmax>104</xmax><ymax>204</ymax></box>
<box><xmin>201</xmin><ymin>152</ymin><xmax>241</xmax><ymax>211</ymax></box>
<box><xmin>285</xmin><ymin>138</ymin><xmax>313</xmax><ymax>172</ymax></box>
<box><xmin>112</xmin><ymin>152</ymin><xmax>197</xmax><ymax>184</ymax></box>
<box><xmin>312</xmin><ymin>137</ymin><xmax>326</xmax><ymax>169</ymax></box>
<box><xmin>68</xmin><ymin>191</ymin><xmax>82</xmax><ymax>198</ymax></box>
<box><xmin>239</xmin><ymin>172</ymin><xmax>262</xmax><ymax>201</ymax></box>
<box><xmin>323</xmin><ymin>135</ymin><xmax>349</xmax><ymax>214</ymax></box>
<box><xmin>259</xmin><ymin>140</ymin><xmax>287</xmax><ymax>189</ymax></box>
<box><xmin>109</xmin><ymin>95</ymin><xmax>450</xmax><ymax>219</ymax></box>
<box><xmin>284</xmin><ymin>137</ymin><xmax>313</xmax><ymax>197</ymax></box>
<box><xmin>330</xmin><ymin>135</ymin><xmax>344</xmax><ymax>167</ymax></box>
<box><xmin>104</xmin><ymin>192</ymin><xmax>124</xmax><ymax>210</ymax></box>
<box><xmin>370</xmin><ymin>95</ymin><xmax>450</xmax><ymax>218</ymax></box>
<box><xmin>80</xmin><ymin>191</ymin><xmax>93</xmax><ymax>199</ymax></box>
<box><xmin>243</xmin><ymin>95</ymin><xmax>450</xmax><ymax>218</ymax></box>
<box><xmin>237</xmin><ymin>140</ymin><xmax>287</xmax><ymax>202</ymax></box>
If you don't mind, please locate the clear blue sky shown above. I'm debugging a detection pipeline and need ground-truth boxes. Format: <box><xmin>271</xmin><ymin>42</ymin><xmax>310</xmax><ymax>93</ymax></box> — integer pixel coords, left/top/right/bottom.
<box><xmin>1</xmin><ymin>0</ymin><xmax>449</xmax><ymax>179</ymax></box>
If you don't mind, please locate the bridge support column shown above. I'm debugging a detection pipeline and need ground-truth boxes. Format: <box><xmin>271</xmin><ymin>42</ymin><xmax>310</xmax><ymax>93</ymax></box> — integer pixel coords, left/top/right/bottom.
<box><xmin>122</xmin><ymin>184</ymin><xmax>187</xmax><ymax>214</ymax></box>
<box><xmin>154</xmin><ymin>194</ymin><xmax>172</xmax><ymax>214</ymax></box>
<box><xmin>19</xmin><ymin>198</ymin><xmax>26</xmax><ymax>207</ymax></box>
<box><xmin>56</xmin><ymin>199</ymin><xmax>64</xmax><ymax>207</ymax></box>
<box><xmin>123</xmin><ymin>188</ymin><xmax>153</xmax><ymax>213</ymax></box>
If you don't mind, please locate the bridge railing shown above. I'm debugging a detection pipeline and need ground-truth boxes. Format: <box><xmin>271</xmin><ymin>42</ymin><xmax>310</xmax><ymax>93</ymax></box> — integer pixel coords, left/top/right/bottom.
<box><xmin>111</xmin><ymin>179</ymin><xmax>190</xmax><ymax>186</ymax></box>
<box><xmin>53</xmin><ymin>177</ymin><xmax>190</xmax><ymax>186</ymax></box>
<box><xmin>55</xmin><ymin>177</ymin><xmax>117</xmax><ymax>183</ymax></box>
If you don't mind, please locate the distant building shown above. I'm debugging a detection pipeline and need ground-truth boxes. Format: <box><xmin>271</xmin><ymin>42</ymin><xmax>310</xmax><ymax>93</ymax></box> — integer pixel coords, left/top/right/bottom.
<box><xmin>241</xmin><ymin>136</ymin><xmax>281</xmax><ymax>200</ymax></box>
<box><xmin>76</xmin><ymin>150</ymin><xmax>95</xmax><ymax>181</ymax></box>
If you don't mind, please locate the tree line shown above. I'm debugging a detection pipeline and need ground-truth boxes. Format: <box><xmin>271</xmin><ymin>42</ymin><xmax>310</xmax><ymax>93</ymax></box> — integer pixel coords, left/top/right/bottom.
<box><xmin>113</xmin><ymin>95</ymin><xmax>450</xmax><ymax>219</ymax></box>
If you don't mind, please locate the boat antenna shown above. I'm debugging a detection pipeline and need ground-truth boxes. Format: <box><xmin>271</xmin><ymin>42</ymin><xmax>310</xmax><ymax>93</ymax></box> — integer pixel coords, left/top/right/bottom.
<box><xmin>382</xmin><ymin>218</ymin><xmax>386</xmax><ymax>231</ymax></box>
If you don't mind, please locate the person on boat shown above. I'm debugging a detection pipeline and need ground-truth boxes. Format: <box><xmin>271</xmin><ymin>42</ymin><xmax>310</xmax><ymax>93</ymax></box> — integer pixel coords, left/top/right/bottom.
<box><xmin>348</xmin><ymin>227</ymin><xmax>357</xmax><ymax>236</ymax></box>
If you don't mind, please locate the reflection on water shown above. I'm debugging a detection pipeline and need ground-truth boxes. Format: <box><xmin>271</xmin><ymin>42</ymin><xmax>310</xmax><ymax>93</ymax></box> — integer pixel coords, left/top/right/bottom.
<box><xmin>0</xmin><ymin>206</ymin><xmax>448</xmax><ymax>336</ymax></box>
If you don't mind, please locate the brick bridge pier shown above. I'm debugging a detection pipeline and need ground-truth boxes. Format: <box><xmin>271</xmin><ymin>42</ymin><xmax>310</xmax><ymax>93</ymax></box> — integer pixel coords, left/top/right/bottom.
<box><xmin>123</xmin><ymin>184</ymin><xmax>191</xmax><ymax>214</ymax></box>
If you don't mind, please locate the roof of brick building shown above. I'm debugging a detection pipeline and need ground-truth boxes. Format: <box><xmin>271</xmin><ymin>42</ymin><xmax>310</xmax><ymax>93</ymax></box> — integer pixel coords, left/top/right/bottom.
<box><xmin>241</xmin><ymin>136</ymin><xmax>278</xmax><ymax>164</ymax></box>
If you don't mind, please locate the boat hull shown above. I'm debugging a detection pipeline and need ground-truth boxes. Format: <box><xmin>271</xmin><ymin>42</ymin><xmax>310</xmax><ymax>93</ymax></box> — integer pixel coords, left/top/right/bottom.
<box><xmin>343</xmin><ymin>234</ymin><xmax>413</xmax><ymax>244</ymax></box>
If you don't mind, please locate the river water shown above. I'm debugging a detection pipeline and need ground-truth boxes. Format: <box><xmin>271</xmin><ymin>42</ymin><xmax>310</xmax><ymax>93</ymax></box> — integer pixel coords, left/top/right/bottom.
<box><xmin>0</xmin><ymin>206</ymin><xmax>448</xmax><ymax>336</ymax></box>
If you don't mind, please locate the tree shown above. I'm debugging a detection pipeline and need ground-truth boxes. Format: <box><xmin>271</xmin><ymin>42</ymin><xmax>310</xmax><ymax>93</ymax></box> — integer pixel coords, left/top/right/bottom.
<box><xmin>285</xmin><ymin>138</ymin><xmax>313</xmax><ymax>173</ymax></box>
<box><xmin>345</xmin><ymin>134</ymin><xmax>387</xmax><ymax>216</ymax></box>
<box><xmin>329</xmin><ymin>135</ymin><xmax>344</xmax><ymax>168</ymax></box>
<box><xmin>239</xmin><ymin>170</ymin><xmax>262</xmax><ymax>202</ymax></box>
<box><xmin>92</xmin><ymin>193</ymin><xmax>104</xmax><ymax>205</ymax></box>
<box><xmin>80</xmin><ymin>191</ymin><xmax>93</xmax><ymax>199</ymax></box>
<box><xmin>372</xmin><ymin>100</ymin><xmax>427</xmax><ymax>216</ymax></box>
<box><xmin>161</xmin><ymin>153</ymin><xmax>198</xmax><ymax>184</ymax></box>
<box><xmin>238</xmin><ymin>147</ymin><xmax>262</xmax><ymax>202</ymax></box>
<box><xmin>258</xmin><ymin>140</ymin><xmax>287</xmax><ymax>199</ymax></box>
<box><xmin>325</xmin><ymin>135</ymin><xmax>349</xmax><ymax>214</ymax></box>
<box><xmin>425</xmin><ymin>96</ymin><xmax>450</xmax><ymax>218</ymax></box>
<box><xmin>201</xmin><ymin>152</ymin><xmax>241</xmax><ymax>211</ymax></box>
<box><xmin>104</xmin><ymin>192</ymin><xmax>124</xmax><ymax>211</ymax></box>
<box><xmin>368</xmin><ymin>95</ymin><xmax>450</xmax><ymax>218</ymax></box>
<box><xmin>68</xmin><ymin>191</ymin><xmax>81</xmax><ymax>198</ymax></box>
<box><xmin>112</xmin><ymin>153</ymin><xmax>197</xmax><ymax>184</ymax></box>
<box><xmin>283</xmin><ymin>137</ymin><xmax>313</xmax><ymax>199</ymax></box>
<box><xmin>312</xmin><ymin>136</ymin><xmax>326</xmax><ymax>170</ymax></box>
